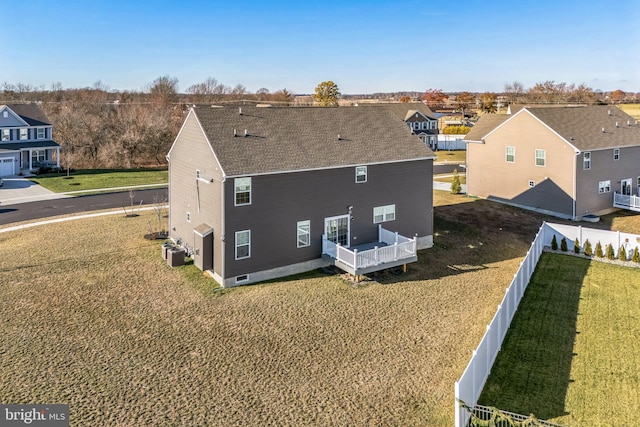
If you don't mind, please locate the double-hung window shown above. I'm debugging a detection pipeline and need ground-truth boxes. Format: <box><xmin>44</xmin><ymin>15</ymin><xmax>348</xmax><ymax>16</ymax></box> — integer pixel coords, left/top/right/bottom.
<box><xmin>297</xmin><ymin>220</ymin><xmax>310</xmax><ymax>248</ymax></box>
<box><xmin>37</xmin><ymin>128</ymin><xmax>45</xmax><ymax>139</ymax></box>
<box><xmin>613</xmin><ymin>148</ymin><xmax>620</xmax><ymax>161</ymax></box>
<box><xmin>598</xmin><ymin>180</ymin><xmax>611</xmax><ymax>194</ymax></box>
<box><xmin>373</xmin><ymin>204</ymin><xmax>396</xmax><ymax>223</ymax></box>
<box><xmin>505</xmin><ymin>146</ymin><xmax>515</xmax><ymax>163</ymax></box>
<box><xmin>19</xmin><ymin>128</ymin><xmax>28</xmax><ymax>140</ymax></box>
<box><xmin>1</xmin><ymin>129</ymin><xmax>9</xmax><ymax>141</ymax></box>
<box><xmin>535</xmin><ymin>149</ymin><xmax>546</xmax><ymax>167</ymax></box>
<box><xmin>355</xmin><ymin>166</ymin><xmax>367</xmax><ymax>183</ymax></box>
<box><xmin>583</xmin><ymin>152</ymin><xmax>591</xmax><ymax>170</ymax></box>
<box><xmin>235</xmin><ymin>230</ymin><xmax>251</xmax><ymax>259</ymax></box>
<box><xmin>234</xmin><ymin>177</ymin><xmax>251</xmax><ymax>206</ymax></box>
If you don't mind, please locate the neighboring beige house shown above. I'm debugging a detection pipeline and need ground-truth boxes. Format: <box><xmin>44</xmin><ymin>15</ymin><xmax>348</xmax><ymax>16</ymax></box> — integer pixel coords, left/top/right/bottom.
<box><xmin>465</xmin><ymin>105</ymin><xmax>640</xmax><ymax>219</ymax></box>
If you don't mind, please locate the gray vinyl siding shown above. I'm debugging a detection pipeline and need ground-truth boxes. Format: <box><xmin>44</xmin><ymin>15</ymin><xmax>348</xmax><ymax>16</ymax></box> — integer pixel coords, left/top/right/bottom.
<box><xmin>0</xmin><ymin>111</ymin><xmax>26</xmax><ymax>127</ymax></box>
<box><xmin>224</xmin><ymin>159</ymin><xmax>433</xmax><ymax>278</ymax></box>
<box><xmin>575</xmin><ymin>146</ymin><xmax>640</xmax><ymax>216</ymax></box>
<box><xmin>169</xmin><ymin>112</ymin><xmax>224</xmax><ymax>276</ymax></box>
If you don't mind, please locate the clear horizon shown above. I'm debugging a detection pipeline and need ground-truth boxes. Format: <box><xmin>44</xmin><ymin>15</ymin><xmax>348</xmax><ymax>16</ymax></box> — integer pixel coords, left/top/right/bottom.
<box><xmin>2</xmin><ymin>0</ymin><xmax>639</xmax><ymax>94</ymax></box>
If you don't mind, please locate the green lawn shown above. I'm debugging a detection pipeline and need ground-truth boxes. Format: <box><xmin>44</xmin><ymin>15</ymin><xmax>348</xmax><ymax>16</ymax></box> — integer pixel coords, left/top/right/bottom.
<box><xmin>479</xmin><ymin>253</ymin><xmax>640</xmax><ymax>426</ymax></box>
<box><xmin>434</xmin><ymin>150</ymin><xmax>466</xmax><ymax>163</ymax></box>
<box><xmin>29</xmin><ymin>168</ymin><xmax>168</xmax><ymax>193</ymax></box>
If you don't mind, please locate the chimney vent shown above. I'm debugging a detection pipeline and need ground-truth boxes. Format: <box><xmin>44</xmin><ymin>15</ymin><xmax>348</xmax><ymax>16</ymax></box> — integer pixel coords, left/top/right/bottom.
<box><xmin>244</xmin><ymin>129</ymin><xmax>248</xmax><ymax>137</ymax></box>
<box><xmin>602</xmin><ymin>127</ymin><xmax>605</xmax><ymax>133</ymax></box>
<box><xmin>608</xmin><ymin>110</ymin><xmax>611</xmax><ymax>116</ymax></box>
<box><xmin>337</xmin><ymin>134</ymin><xmax>341</xmax><ymax>140</ymax></box>
<box><xmin>628</xmin><ymin>120</ymin><xmax>631</xmax><ymax>126</ymax></box>
<box><xmin>233</xmin><ymin>129</ymin><xmax>237</xmax><ymax>137</ymax></box>
<box><xmin>616</xmin><ymin>122</ymin><xmax>619</xmax><ymax>127</ymax></box>
<box><xmin>239</xmin><ymin>107</ymin><xmax>242</xmax><ymax>115</ymax></box>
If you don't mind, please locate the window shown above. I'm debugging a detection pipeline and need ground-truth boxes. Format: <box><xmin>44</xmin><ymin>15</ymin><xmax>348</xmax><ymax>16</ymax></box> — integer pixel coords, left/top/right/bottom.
<box><xmin>235</xmin><ymin>230</ymin><xmax>251</xmax><ymax>259</ymax></box>
<box><xmin>431</xmin><ymin>121</ymin><xmax>437</xmax><ymax>129</ymax></box>
<box><xmin>355</xmin><ymin>166</ymin><xmax>367</xmax><ymax>183</ymax></box>
<box><xmin>195</xmin><ymin>169</ymin><xmax>200</xmax><ymax>179</ymax></box>
<box><xmin>529</xmin><ymin>180</ymin><xmax>535</xmax><ymax>188</ymax></box>
<box><xmin>234</xmin><ymin>177</ymin><xmax>251</xmax><ymax>206</ymax></box>
<box><xmin>613</xmin><ymin>148</ymin><xmax>620</xmax><ymax>161</ymax></box>
<box><xmin>186</xmin><ymin>212</ymin><xmax>191</xmax><ymax>222</ymax></box>
<box><xmin>31</xmin><ymin>150</ymin><xmax>46</xmax><ymax>164</ymax></box>
<box><xmin>236</xmin><ymin>275</ymin><xmax>249</xmax><ymax>284</ymax></box>
<box><xmin>583</xmin><ymin>152</ymin><xmax>591</xmax><ymax>170</ymax></box>
<box><xmin>1</xmin><ymin>129</ymin><xmax>8</xmax><ymax>141</ymax></box>
<box><xmin>535</xmin><ymin>149</ymin><xmax>546</xmax><ymax>167</ymax></box>
<box><xmin>505</xmin><ymin>146</ymin><xmax>515</xmax><ymax>163</ymax></box>
<box><xmin>599</xmin><ymin>180</ymin><xmax>611</xmax><ymax>194</ymax></box>
<box><xmin>422</xmin><ymin>122</ymin><xmax>427</xmax><ymax>130</ymax></box>
<box><xmin>37</xmin><ymin>128</ymin><xmax>45</xmax><ymax>139</ymax></box>
<box><xmin>297</xmin><ymin>220</ymin><xmax>310</xmax><ymax>248</ymax></box>
<box><xmin>2</xmin><ymin>111</ymin><xmax>7</xmax><ymax>118</ymax></box>
<box><xmin>19</xmin><ymin>129</ymin><xmax>28</xmax><ymax>140</ymax></box>
<box><xmin>373</xmin><ymin>204</ymin><xmax>396</xmax><ymax>223</ymax></box>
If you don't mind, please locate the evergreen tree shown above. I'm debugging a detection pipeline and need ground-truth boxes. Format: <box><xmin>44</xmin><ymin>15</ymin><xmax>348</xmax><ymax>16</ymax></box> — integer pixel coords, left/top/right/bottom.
<box><xmin>560</xmin><ymin>237</ymin><xmax>568</xmax><ymax>252</ymax></box>
<box><xmin>619</xmin><ymin>245</ymin><xmax>627</xmax><ymax>261</ymax></box>
<box><xmin>574</xmin><ymin>238</ymin><xmax>580</xmax><ymax>254</ymax></box>
<box><xmin>606</xmin><ymin>244</ymin><xmax>615</xmax><ymax>260</ymax></box>
<box><xmin>584</xmin><ymin>239</ymin><xmax>593</xmax><ymax>256</ymax></box>
<box><xmin>632</xmin><ymin>247</ymin><xmax>640</xmax><ymax>263</ymax></box>
<box><xmin>595</xmin><ymin>241</ymin><xmax>604</xmax><ymax>258</ymax></box>
<box><xmin>551</xmin><ymin>235</ymin><xmax>558</xmax><ymax>250</ymax></box>
<box><xmin>451</xmin><ymin>169</ymin><xmax>462</xmax><ymax>194</ymax></box>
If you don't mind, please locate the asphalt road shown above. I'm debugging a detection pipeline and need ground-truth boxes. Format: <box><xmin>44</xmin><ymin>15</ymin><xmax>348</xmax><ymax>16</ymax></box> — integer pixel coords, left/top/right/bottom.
<box><xmin>434</xmin><ymin>163</ymin><xmax>465</xmax><ymax>175</ymax></box>
<box><xmin>0</xmin><ymin>188</ymin><xmax>168</xmax><ymax>226</ymax></box>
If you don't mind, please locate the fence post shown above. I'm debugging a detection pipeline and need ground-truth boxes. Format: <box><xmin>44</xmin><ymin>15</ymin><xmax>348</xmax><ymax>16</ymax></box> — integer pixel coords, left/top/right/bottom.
<box><xmin>374</xmin><ymin>247</ymin><xmax>379</xmax><ymax>265</ymax></box>
<box><xmin>394</xmin><ymin>242</ymin><xmax>398</xmax><ymax>261</ymax></box>
<box><xmin>395</xmin><ymin>231</ymin><xmax>399</xmax><ymax>244</ymax></box>
<box><xmin>353</xmin><ymin>248</ymin><xmax>358</xmax><ymax>268</ymax></box>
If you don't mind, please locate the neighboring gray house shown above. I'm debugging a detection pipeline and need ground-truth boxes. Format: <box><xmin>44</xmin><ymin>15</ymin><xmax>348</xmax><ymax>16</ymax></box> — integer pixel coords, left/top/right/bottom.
<box><xmin>167</xmin><ymin>105</ymin><xmax>435</xmax><ymax>287</ymax></box>
<box><xmin>0</xmin><ymin>104</ymin><xmax>60</xmax><ymax>176</ymax></box>
<box><xmin>465</xmin><ymin>105</ymin><xmax>640</xmax><ymax>219</ymax></box>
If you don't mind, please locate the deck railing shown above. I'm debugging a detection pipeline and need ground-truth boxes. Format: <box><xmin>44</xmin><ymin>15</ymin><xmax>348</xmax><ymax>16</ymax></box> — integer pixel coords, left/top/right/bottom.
<box><xmin>322</xmin><ymin>226</ymin><xmax>416</xmax><ymax>271</ymax></box>
<box><xmin>613</xmin><ymin>192</ymin><xmax>640</xmax><ymax>210</ymax></box>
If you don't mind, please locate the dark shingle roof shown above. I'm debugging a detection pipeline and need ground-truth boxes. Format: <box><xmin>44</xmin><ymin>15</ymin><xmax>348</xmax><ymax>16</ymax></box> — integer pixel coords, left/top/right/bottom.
<box><xmin>193</xmin><ymin>106</ymin><xmax>435</xmax><ymax>176</ymax></box>
<box><xmin>526</xmin><ymin>106</ymin><xmax>640</xmax><ymax>151</ymax></box>
<box><xmin>0</xmin><ymin>140</ymin><xmax>60</xmax><ymax>150</ymax></box>
<box><xmin>5</xmin><ymin>104</ymin><xmax>51</xmax><ymax>126</ymax></box>
<box><xmin>464</xmin><ymin>114</ymin><xmax>510</xmax><ymax>141</ymax></box>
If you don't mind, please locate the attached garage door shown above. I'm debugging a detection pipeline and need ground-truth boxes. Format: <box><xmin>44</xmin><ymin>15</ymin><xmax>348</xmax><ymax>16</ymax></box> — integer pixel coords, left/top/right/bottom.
<box><xmin>0</xmin><ymin>157</ymin><xmax>14</xmax><ymax>177</ymax></box>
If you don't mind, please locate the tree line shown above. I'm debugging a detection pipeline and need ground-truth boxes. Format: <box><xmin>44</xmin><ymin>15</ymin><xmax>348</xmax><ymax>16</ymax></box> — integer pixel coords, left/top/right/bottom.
<box><xmin>0</xmin><ymin>76</ymin><xmax>295</xmax><ymax>169</ymax></box>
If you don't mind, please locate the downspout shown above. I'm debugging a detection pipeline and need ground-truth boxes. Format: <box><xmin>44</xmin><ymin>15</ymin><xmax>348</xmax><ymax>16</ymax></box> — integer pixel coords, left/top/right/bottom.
<box><xmin>573</xmin><ymin>152</ymin><xmax>577</xmax><ymax>220</ymax></box>
<box><xmin>221</xmin><ymin>176</ymin><xmax>226</xmax><ymax>284</ymax></box>
<box><xmin>166</xmin><ymin>154</ymin><xmax>172</xmax><ymax>238</ymax></box>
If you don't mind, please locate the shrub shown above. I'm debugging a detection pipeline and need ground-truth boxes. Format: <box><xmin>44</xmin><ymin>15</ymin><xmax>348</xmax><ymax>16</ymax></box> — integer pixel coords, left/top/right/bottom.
<box><xmin>560</xmin><ymin>237</ymin><xmax>568</xmax><ymax>252</ymax></box>
<box><xmin>619</xmin><ymin>245</ymin><xmax>627</xmax><ymax>261</ymax></box>
<box><xmin>595</xmin><ymin>241</ymin><xmax>604</xmax><ymax>258</ymax></box>
<box><xmin>574</xmin><ymin>238</ymin><xmax>580</xmax><ymax>254</ymax></box>
<box><xmin>551</xmin><ymin>235</ymin><xmax>558</xmax><ymax>250</ymax></box>
<box><xmin>584</xmin><ymin>239</ymin><xmax>593</xmax><ymax>256</ymax></box>
<box><xmin>451</xmin><ymin>169</ymin><xmax>462</xmax><ymax>194</ymax></box>
<box><xmin>606</xmin><ymin>244</ymin><xmax>615</xmax><ymax>260</ymax></box>
<box><xmin>633</xmin><ymin>247</ymin><xmax>640</xmax><ymax>263</ymax></box>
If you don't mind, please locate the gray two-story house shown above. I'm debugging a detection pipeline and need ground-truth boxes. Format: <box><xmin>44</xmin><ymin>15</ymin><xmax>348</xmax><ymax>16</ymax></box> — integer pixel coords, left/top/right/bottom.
<box><xmin>0</xmin><ymin>104</ymin><xmax>60</xmax><ymax>176</ymax></box>
<box><xmin>168</xmin><ymin>105</ymin><xmax>435</xmax><ymax>287</ymax></box>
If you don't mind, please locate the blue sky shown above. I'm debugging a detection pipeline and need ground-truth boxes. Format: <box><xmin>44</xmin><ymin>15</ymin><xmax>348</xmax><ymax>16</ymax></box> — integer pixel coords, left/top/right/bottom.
<box><xmin>2</xmin><ymin>0</ymin><xmax>639</xmax><ymax>94</ymax></box>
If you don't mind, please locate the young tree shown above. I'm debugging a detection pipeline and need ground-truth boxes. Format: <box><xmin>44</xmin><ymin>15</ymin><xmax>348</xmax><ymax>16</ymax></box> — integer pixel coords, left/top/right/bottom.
<box><xmin>606</xmin><ymin>243</ymin><xmax>615</xmax><ymax>260</ymax></box>
<box><xmin>560</xmin><ymin>237</ymin><xmax>568</xmax><ymax>252</ymax></box>
<box><xmin>595</xmin><ymin>241</ymin><xmax>604</xmax><ymax>258</ymax></box>
<box><xmin>551</xmin><ymin>235</ymin><xmax>558</xmax><ymax>251</ymax></box>
<box><xmin>584</xmin><ymin>239</ymin><xmax>593</xmax><ymax>256</ymax></box>
<box><xmin>619</xmin><ymin>245</ymin><xmax>627</xmax><ymax>261</ymax></box>
<box><xmin>574</xmin><ymin>238</ymin><xmax>580</xmax><ymax>254</ymax></box>
<box><xmin>451</xmin><ymin>168</ymin><xmax>462</xmax><ymax>194</ymax></box>
<box><xmin>632</xmin><ymin>247</ymin><xmax>640</xmax><ymax>263</ymax></box>
<box><xmin>313</xmin><ymin>80</ymin><xmax>340</xmax><ymax>106</ymax></box>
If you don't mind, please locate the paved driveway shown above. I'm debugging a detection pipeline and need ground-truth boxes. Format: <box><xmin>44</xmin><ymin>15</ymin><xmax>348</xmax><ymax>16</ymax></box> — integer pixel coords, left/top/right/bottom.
<box><xmin>0</xmin><ymin>176</ymin><xmax>69</xmax><ymax>205</ymax></box>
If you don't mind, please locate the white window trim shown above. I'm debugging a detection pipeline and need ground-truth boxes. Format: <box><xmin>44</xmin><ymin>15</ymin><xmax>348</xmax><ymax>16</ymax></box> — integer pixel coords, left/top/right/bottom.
<box><xmin>234</xmin><ymin>177</ymin><xmax>251</xmax><ymax>206</ymax></box>
<box><xmin>1</xmin><ymin>129</ymin><xmax>9</xmax><ymax>141</ymax></box>
<box><xmin>583</xmin><ymin>152</ymin><xmax>591</xmax><ymax>170</ymax></box>
<box><xmin>235</xmin><ymin>230</ymin><xmax>251</xmax><ymax>260</ymax></box>
<box><xmin>355</xmin><ymin>166</ymin><xmax>367</xmax><ymax>183</ymax></box>
<box><xmin>535</xmin><ymin>149</ymin><xmax>546</xmax><ymax>167</ymax></box>
<box><xmin>186</xmin><ymin>212</ymin><xmax>191</xmax><ymax>223</ymax></box>
<box><xmin>36</xmin><ymin>128</ymin><xmax>45</xmax><ymax>139</ymax></box>
<box><xmin>297</xmin><ymin>220</ymin><xmax>310</xmax><ymax>248</ymax></box>
<box><xmin>2</xmin><ymin>111</ymin><xmax>8</xmax><ymax>118</ymax></box>
<box><xmin>505</xmin><ymin>146</ymin><xmax>515</xmax><ymax>163</ymax></box>
<box><xmin>598</xmin><ymin>180</ymin><xmax>611</xmax><ymax>194</ymax></box>
<box><xmin>613</xmin><ymin>148</ymin><xmax>620</xmax><ymax>161</ymax></box>
<box><xmin>373</xmin><ymin>204</ymin><xmax>396</xmax><ymax>224</ymax></box>
<box><xmin>19</xmin><ymin>128</ymin><xmax>28</xmax><ymax>140</ymax></box>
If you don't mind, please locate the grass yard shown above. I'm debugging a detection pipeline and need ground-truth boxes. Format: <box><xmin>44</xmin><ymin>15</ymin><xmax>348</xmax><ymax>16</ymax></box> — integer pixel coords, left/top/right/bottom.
<box><xmin>1</xmin><ymin>192</ymin><xmax>638</xmax><ymax>426</ymax></box>
<box><xmin>434</xmin><ymin>150</ymin><xmax>466</xmax><ymax>164</ymax></box>
<box><xmin>29</xmin><ymin>168</ymin><xmax>168</xmax><ymax>193</ymax></box>
<box><xmin>479</xmin><ymin>253</ymin><xmax>640</xmax><ymax>426</ymax></box>
<box><xmin>619</xmin><ymin>103</ymin><xmax>640</xmax><ymax>120</ymax></box>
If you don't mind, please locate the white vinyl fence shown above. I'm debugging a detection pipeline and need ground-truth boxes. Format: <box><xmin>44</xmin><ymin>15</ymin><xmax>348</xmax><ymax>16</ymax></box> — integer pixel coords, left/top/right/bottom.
<box><xmin>454</xmin><ymin>222</ymin><xmax>640</xmax><ymax>426</ymax></box>
<box><xmin>437</xmin><ymin>134</ymin><xmax>467</xmax><ymax>150</ymax></box>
